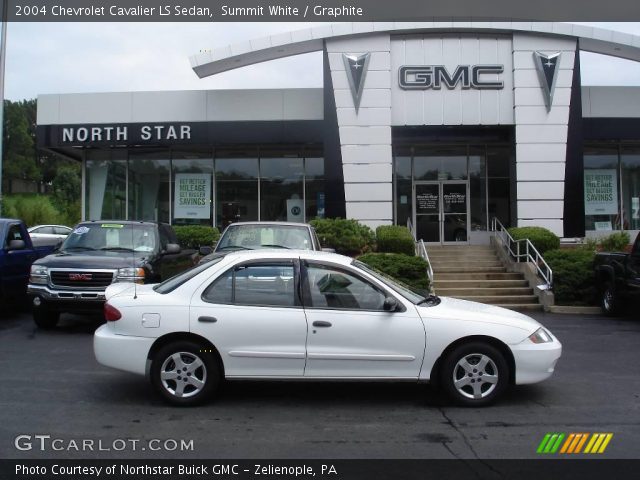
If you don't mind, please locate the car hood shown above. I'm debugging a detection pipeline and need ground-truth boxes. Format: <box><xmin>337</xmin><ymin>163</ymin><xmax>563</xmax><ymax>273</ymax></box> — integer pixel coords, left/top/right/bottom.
<box><xmin>33</xmin><ymin>251</ymin><xmax>152</xmax><ymax>269</ymax></box>
<box><xmin>419</xmin><ymin>296</ymin><xmax>543</xmax><ymax>335</ymax></box>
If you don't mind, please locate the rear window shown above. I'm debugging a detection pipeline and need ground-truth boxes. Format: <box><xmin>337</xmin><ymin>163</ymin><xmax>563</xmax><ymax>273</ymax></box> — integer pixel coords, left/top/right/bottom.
<box><xmin>153</xmin><ymin>256</ymin><xmax>225</xmax><ymax>294</ymax></box>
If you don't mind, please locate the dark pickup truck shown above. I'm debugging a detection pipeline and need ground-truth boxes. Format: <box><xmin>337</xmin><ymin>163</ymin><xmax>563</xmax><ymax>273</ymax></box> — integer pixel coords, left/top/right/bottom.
<box><xmin>28</xmin><ymin>220</ymin><xmax>197</xmax><ymax>328</ymax></box>
<box><xmin>594</xmin><ymin>232</ymin><xmax>640</xmax><ymax>315</ymax></box>
<box><xmin>0</xmin><ymin>219</ymin><xmax>58</xmax><ymax>304</ymax></box>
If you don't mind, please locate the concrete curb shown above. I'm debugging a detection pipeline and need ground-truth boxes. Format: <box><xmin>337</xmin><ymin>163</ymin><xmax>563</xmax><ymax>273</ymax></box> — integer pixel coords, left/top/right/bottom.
<box><xmin>547</xmin><ymin>305</ymin><xmax>602</xmax><ymax>314</ymax></box>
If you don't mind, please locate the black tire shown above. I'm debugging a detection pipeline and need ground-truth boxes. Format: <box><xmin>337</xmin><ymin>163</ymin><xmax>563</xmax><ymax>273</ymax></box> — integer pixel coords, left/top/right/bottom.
<box><xmin>150</xmin><ymin>341</ymin><xmax>220</xmax><ymax>406</ymax></box>
<box><xmin>33</xmin><ymin>308</ymin><xmax>60</xmax><ymax>329</ymax></box>
<box><xmin>440</xmin><ymin>342</ymin><xmax>509</xmax><ymax>407</ymax></box>
<box><xmin>601</xmin><ymin>282</ymin><xmax>620</xmax><ymax>316</ymax></box>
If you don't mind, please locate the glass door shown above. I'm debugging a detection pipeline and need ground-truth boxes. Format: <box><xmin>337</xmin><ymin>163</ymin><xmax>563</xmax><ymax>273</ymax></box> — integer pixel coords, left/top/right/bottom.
<box><xmin>414</xmin><ymin>181</ymin><xmax>469</xmax><ymax>244</ymax></box>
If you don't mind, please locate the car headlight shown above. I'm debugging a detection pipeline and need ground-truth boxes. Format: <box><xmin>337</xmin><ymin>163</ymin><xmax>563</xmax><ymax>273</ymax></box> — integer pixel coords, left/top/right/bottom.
<box><xmin>116</xmin><ymin>267</ymin><xmax>145</xmax><ymax>284</ymax></box>
<box><xmin>29</xmin><ymin>265</ymin><xmax>48</xmax><ymax>284</ymax></box>
<box><xmin>528</xmin><ymin>327</ymin><xmax>553</xmax><ymax>344</ymax></box>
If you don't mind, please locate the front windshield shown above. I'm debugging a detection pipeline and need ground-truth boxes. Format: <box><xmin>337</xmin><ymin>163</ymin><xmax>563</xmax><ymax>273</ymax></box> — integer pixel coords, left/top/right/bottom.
<box><xmin>61</xmin><ymin>223</ymin><xmax>157</xmax><ymax>253</ymax></box>
<box><xmin>217</xmin><ymin>225</ymin><xmax>312</xmax><ymax>250</ymax></box>
<box><xmin>353</xmin><ymin>260</ymin><xmax>428</xmax><ymax>305</ymax></box>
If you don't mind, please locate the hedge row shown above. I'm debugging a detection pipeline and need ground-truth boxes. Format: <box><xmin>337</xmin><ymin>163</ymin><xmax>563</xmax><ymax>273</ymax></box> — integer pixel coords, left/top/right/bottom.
<box><xmin>545</xmin><ymin>248</ymin><xmax>597</xmax><ymax>306</ymax></box>
<box><xmin>358</xmin><ymin>253</ymin><xmax>429</xmax><ymax>292</ymax></box>
<box><xmin>173</xmin><ymin>225</ymin><xmax>220</xmax><ymax>249</ymax></box>
<box><xmin>375</xmin><ymin>225</ymin><xmax>415</xmax><ymax>256</ymax></box>
<box><xmin>507</xmin><ymin>226</ymin><xmax>560</xmax><ymax>254</ymax></box>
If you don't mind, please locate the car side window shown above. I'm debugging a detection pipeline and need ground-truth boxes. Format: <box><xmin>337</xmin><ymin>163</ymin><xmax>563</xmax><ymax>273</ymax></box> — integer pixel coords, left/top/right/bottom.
<box><xmin>202</xmin><ymin>262</ymin><xmax>296</xmax><ymax>307</ymax></box>
<box><xmin>5</xmin><ymin>224</ymin><xmax>24</xmax><ymax>247</ymax></box>
<box><xmin>54</xmin><ymin>227</ymin><xmax>70</xmax><ymax>235</ymax></box>
<box><xmin>304</xmin><ymin>263</ymin><xmax>387</xmax><ymax>311</ymax></box>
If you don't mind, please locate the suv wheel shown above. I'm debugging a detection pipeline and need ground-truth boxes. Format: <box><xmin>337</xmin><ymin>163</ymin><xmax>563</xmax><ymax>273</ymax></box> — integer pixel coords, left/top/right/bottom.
<box><xmin>33</xmin><ymin>308</ymin><xmax>60</xmax><ymax>329</ymax></box>
<box><xmin>440</xmin><ymin>342</ymin><xmax>509</xmax><ymax>406</ymax></box>
<box><xmin>150</xmin><ymin>341</ymin><xmax>220</xmax><ymax>406</ymax></box>
<box><xmin>601</xmin><ymin>283</ymin><xmax>620</xmax><ymax>316</ymax></box>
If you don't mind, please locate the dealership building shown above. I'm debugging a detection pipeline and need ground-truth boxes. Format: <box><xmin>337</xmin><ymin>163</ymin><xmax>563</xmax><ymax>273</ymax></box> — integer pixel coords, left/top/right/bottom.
<box><xmin>37</xmin><ymin>22</ymin><xmax>640</xmax><ymax>244</ymax></box>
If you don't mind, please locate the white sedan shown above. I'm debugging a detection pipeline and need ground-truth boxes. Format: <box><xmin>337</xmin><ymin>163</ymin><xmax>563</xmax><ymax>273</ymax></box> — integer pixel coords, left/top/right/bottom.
<box><xmin>94</xmin><ymin>250</ymin><xmax>561</xmax><ymax>407</ymax></box>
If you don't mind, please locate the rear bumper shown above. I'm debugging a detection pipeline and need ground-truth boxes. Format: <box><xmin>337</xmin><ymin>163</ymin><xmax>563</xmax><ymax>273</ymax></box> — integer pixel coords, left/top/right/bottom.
<box><xmin>94</xmin><ymin>324</ymin><xmax>155</xmax><ymax>376</ymax></box>
<box><xmin>511</xmin><ymin>340</ymin><xmax>562</xmax><ymax>385</ymax></box>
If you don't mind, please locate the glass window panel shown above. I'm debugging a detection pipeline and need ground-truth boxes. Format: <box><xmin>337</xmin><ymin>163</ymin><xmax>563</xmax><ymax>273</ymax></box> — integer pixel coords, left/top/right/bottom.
<box><xmin>172</xmin><ymin>151</ymin><xmax>213</xmax><ymax>226</ymax></box>
<box><xmin>215</xmin><ymin>157</ymin><xmax>259</xmax><ymax>230</ymax></box>
<box><xmin>394</xmin><ymin>155</ymin><xmax>412</xmax><ymax>180</ymax></box>
<box><xmin>128</xmin><ymin>150</ymin><xmax>170</xmax><ymax>223</ymax></box>
<box><xmin>487</xmin><ymin>146</ymin><xmax>512</xmax><ymax>177</ymax></box>
<box><xmin>488</xmin><ymin>178</ymin><xmax>511</xmax><ymax>228</ymax></box>
<box><xmin>469</xmin><ymin>149</ymin><xmax>487</xmax><ymax>231</ymax></box>
<box><xmin>234</xmin><ymin>264</ymin><xmax>295</xmax><ymax>307</ymax></box>
<box><xmin>305</xmin><ymin>157</ymin><xmax>325</xmax><ymax>220</ymax></box>
<box><xmin>85</xmin><ymin>149</ymin><xmax>126</xmax><ymax>221</ymax></box>
<box><xmin>584</xmin><ymin>146</ymin><xmax>620</xmax><ymax>232</ymax></box>
<box><xmin>306</xmin><ymin>264</ymin><xmax>386</xmax><ymax>311</ymax></box>
<box><xmin>414</xmin><ymin>147</ymin><xmax>467</xmax><ymax>181</ymax></box>
<box><xmin>621</xmin><ymin>147</ymin><xmax>640</xmax><ymax>231</ymax></box>
<box><xmin>260</xmin><ymin>157</ymin><xmax>304</xmax><ymax>222</ymax></box>
<box><xmin>202</xmin><ymin>268</ymin><xmax>234</xmax><ymax>304</ymax></box>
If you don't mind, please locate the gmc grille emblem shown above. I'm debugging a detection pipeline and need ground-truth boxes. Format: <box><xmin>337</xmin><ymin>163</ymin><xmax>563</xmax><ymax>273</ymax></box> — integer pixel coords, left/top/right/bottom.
<box><xmin>69</xmin><ymin>273</ymin><xmax>92</xmax><ymax>281</ymax></box>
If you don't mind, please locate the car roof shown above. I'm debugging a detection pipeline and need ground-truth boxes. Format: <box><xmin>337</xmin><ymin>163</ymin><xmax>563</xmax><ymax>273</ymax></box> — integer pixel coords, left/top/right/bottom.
<box><xmin>29</xmin><ymin>224</ymin><xmax>70</xmax><ymax>229</ymax></box>
<box><xmin>221</xmin><ymin>248</ymin><xmax>353</xmax><ymax>266</ymax></box>
<box><xmin>80</xmin><ymin>220</ymin><xmax>164</xmax><ymax>226</ymax></box>
<box><xmin>223</xmin><ymin>222</ymin><xmax>311</xmax><ymax>228</ymax></box>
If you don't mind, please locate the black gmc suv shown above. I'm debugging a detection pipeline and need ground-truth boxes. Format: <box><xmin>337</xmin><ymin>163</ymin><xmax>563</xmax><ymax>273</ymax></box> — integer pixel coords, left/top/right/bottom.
<box><xmin>28</xmin><ymin>221</ymin><xmax>197</xmax><ymax>328</ymax></box>
<box><xmin>594</xmin><ymin>232</ymin><xmax>640</xmax><ymax>315</ymax></box>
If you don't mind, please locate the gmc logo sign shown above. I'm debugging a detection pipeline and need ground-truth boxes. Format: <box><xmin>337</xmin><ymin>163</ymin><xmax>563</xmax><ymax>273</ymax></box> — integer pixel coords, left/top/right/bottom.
<box><xmin>69</xmin><ymin>273</ymin><xmax>92</xmax><ymax>281</ymax></box>
<box><xmin>399</xmin><ymin>65</ymin><xmax>504</xmax><ymax>90</ymax></box>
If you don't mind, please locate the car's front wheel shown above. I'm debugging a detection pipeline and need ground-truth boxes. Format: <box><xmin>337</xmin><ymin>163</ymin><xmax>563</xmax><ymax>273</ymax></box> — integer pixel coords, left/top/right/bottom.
<box><xmin>601</xmin><ymin>282</ymin><xmax>620</xmax><ymax>316</ymax></box>
<box><xmin>150</xmin><ymin>341</ymin><xmax>220</xmax><ymax>406</ymax></box>
<box><xmin>440</xmin><ymin>342</ymin><xmax>509</xmax><ymax>406</ymax></box>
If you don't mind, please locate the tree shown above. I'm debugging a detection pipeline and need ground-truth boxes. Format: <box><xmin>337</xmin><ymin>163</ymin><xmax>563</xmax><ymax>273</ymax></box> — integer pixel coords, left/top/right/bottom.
<box><xmin>2</xmin><ymin>100</ymin><xmax>41</xmax><ymax>193</ymax></box>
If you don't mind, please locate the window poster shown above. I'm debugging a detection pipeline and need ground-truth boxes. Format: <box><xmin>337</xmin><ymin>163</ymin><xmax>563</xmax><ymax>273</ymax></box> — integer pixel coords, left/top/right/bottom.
<box><xmin>174</xmin><ymin>173</ymin><xmax>212</xmax><ymax>219</ymax></box>
<box><xmin>584</xmin><ymin>169</ymin><xmax>618</xmax><ymax>215</ymax></box>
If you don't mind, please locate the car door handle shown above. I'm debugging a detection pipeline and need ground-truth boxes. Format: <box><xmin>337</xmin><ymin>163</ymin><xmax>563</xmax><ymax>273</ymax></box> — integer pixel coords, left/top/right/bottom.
<box><xmin>312</xmin><ymin>321</ymin><xmax>332</xmax><ymax>328</ymax></box>
<box><xmin>198</xmin><ymin>316</ymin><xmax>217</xmax><ymax>323</ymax></box>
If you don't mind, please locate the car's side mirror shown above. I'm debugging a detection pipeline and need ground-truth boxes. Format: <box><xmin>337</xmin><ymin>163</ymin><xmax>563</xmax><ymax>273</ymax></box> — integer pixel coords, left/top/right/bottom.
<box><xmin>164</xmin><ymin>243</ymin><xmax>181</xmax><ymax>254</ymax></box>
<box><xmin>199</xmin><ymin>246</ymin><xmax>213</xmax><ymax>256</ymax></box>
<box><xmin>383</xmin><ymin>296</ymin><xmax>398</xmax><ymax>311</ymax></box>
<box><xmin>7</xmin><ymin>239</ymin><xmax>26</xmax><ymax>251</ymax></box>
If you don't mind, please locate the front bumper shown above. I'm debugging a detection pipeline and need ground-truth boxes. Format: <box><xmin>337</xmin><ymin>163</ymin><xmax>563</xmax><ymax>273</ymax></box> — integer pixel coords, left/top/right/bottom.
<box><xmin>28</xmin><ymin>284</ymin><xmax>106</xmax><ymax>302</ymax></box>
<box><xmin>94</xmin><ymin>324</ymin><xmax>155</xmax><ymax>376</ymax></box>
<box><xmin>511</xmin><ymin>339</ymin><xmax>562</xmax><ymax>385</ymax></box>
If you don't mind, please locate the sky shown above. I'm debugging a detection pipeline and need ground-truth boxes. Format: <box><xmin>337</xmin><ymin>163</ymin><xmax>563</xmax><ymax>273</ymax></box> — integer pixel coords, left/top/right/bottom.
<box><xmin>4</xmin><ymin>22</ymin><xmax>640</xmax><ymax>101</ymax></box>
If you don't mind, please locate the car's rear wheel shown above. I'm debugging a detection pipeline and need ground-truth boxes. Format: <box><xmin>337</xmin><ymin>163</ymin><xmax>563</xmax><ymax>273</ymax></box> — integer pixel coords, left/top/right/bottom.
<box><xmin>440</xmin><ymin>342</ymin><xmax>509</xmax><ymax>406</ymax></box>
<box><xmin>601</xmin><ymin>282</ymin><xmax>620</xmax><ymax>316</ymax></box>
<box><xmin>33</xmin><ymin>308</ymin><xmax>59</xmax><ymax>329</ymax></box>
<box><xmin>150</xmin><ymin>341</ymin><xmax>220</xmax><ymax>406</ymax></box>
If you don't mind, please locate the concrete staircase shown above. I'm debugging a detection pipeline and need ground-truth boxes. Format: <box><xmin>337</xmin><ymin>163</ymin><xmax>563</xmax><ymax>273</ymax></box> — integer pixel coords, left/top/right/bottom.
<box><xmin>428</xmin><ymin>245</ymin><xmax>543</xmax><ymax>312</ymax></box>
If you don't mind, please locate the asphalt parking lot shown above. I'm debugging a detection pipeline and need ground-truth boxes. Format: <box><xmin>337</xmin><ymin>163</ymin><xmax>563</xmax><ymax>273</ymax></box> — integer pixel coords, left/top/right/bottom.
<box><xmin>0</xmin><ymin>308</ymin><xmax>638</xmax><ymax>460</ymax></box>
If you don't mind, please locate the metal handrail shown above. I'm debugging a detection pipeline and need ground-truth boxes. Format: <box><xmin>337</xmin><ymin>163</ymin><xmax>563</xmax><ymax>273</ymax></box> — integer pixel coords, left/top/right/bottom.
<box><xmin>407</xmin><ymin>218</ymin><xmax>434</xmax><ymax>292</ymax></box>
<box><xmin>491</xmin><ymin>217</ymin><xmax>553</xmax><ymax>288</ymax></box>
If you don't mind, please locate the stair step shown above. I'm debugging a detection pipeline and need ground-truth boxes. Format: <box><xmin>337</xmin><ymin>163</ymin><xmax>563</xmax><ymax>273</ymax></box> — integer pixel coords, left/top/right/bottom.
<box><xmin>426</xmin><ymin>247</ymin><xmax>495</xmax><ymax>253</ymax></box>
<box><xmin>427</xmin><ymin>254</ymin><xmax>499</xmax><ymax>261</ymax></box>
<box><xmin>431</xmin><ymin>261</ymin><xmax>504</xmax><ymax>268</ymax></box>
<box><xmin>436</xmin><ymin>287</ymin><xmax>534</xmax><ymax>296</ymax></box>
<box><xmin>434</xmin><ymin>280</ymin><xmax>529</xmax><ymax>288</ymax></box>
<box><xmin>434</xmin><ymin>266</ymin><xmax>507</xmax><ymax>273</ymax></box>
<box><xmin>451</xmin><ymin>295</ymin><xmax>539</xmax><ymax>304</ymax></box>
<box><xmin>498</xmin><ymin>304</ymin><xmax>545</xmax><ymax>312</ymax></box>
<box><xmin>435</xmin><ymin>272</ymin><xmax>523</xmax><ymax>280</ymax></box>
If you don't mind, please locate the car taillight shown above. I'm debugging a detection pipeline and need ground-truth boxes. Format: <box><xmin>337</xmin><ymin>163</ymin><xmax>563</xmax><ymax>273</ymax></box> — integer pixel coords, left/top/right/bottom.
<box><xmin>104</xmin><ymin>303</ymin><xmax>122</xmax><ymax>321</ymax></box>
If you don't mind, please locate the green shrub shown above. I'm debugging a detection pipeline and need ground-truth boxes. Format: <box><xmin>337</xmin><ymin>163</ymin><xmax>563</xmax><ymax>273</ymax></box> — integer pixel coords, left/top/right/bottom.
<box><xmin>376</xmin><ymin>225</ymin><xmax>415</xmax><ymax>256</ymax></box>
<box><xmin>310</xmin><ymin>218</ymin><xmax>375</xmax><ymax>256</ymax></box>
<box><xmin>508</xmin><ymin>226</ymin><xmax>560</xmax><ymax>254</ymax></box>
<box><xmin>173</xmin><ymin>225</ymin><xmax>220</xmax><ymax>249</ymax></box>
<box><xmin>598</xmin><ymin>231</ymin><xmax>630</xmax><ymax>252</ymax></box>
<box><xmin>358</xmin><ymin>253</ymin><xmax>429</xmax><ymax>292</ymax></box>
<box><xmin>2</xmin><ymin>194</ymin><xmax>64</xmax><ymax>227</ymax></box>
<box><xmin>545</xmin><ymin>249</ymin><xmax>597</xmax><ymax>306</ymax></box>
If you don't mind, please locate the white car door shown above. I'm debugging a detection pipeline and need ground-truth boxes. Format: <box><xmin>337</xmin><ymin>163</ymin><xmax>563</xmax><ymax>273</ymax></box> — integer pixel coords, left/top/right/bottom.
<box><xmin>190</xmin><ymin>260</ymin><xmax>308</xmax><ymax>377</ymax></box>
<box><xmin>302</xmin><ymin>261</ymin><xmax>425</xmax><ymax>378</ymax></box>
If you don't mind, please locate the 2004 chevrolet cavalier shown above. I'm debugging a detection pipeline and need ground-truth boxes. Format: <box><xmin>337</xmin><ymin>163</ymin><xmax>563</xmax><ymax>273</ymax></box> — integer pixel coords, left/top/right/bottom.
<box><xmin>94</xmin><ymin>250</ymin><xmax>561</xmax><ymax>407</ymax></box>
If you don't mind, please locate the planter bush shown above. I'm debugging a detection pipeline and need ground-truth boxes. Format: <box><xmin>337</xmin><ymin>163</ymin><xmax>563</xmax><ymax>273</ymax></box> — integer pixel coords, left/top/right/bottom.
<box><xmin>173</xmin><ymin>225</ymin><xmax>220</xmax><ymax>249</ymax></box>
<box><xmin>358</xmin><ymin>253</ymin><xmax>429</xmax><ymax>292</ymax></box>
<box><xmin>2</xmin><ymin>194</ymin><xmax>64</xmax><ymax>227</ymax></box>
<box><xmin>508</xmin><ymin>226</ymin><xmax>560</xmax><ymax>254</ymax></box>
<box><xmin>376</xmin><ymin>225</ymin><xmax>415</xmax><ymax>256</ymax></box>
<box><xmin>545</xmin><ymin>249</ymin><xmax>597</xmax><ymax>306</ymax></box>
<box><xmin>310</xmin><ymin>218</ymin><xmax>375</xmax><ymax>256</ymax></box>
<box><xmin>598</xmin><ymin>231</ymin><xmax>630</xmax><ymax>252</ymax></box>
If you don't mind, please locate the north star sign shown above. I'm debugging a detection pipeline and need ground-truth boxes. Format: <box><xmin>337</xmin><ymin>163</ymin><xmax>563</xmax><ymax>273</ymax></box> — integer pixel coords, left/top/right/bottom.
<box><xmin>399</xmin><ymin>65</ymin><xmax>504</xmax><ymax>90</ymax></box>
<box><xmin>61</xmin><ymin>124</ymin><xmax>192</xmax><ymax>143</ymax></box>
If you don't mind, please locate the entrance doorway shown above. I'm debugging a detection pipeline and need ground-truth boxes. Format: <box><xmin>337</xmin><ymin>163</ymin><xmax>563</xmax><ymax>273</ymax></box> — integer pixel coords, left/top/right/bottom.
<box><xmin>414</xmin><ymin>181</ymin><xmax>469</xmax><ymax>244</ymax></box>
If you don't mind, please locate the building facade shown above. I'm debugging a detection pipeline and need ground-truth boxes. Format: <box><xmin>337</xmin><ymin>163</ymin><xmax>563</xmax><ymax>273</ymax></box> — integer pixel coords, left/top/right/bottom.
<box><xmin>37</xmin><ymin>22</ymin><xmax>640</xmax><ymax>243</ymax></box>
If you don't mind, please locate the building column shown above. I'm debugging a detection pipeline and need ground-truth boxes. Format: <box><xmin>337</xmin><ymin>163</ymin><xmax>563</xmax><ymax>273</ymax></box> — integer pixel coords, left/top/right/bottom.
<box><xmin>325</xmin><ymin>33</ymin><xmax>393</xmax><ymax>230</ymax></box>
<box><xmin>513</xmin><ymin>33</ymin><xmax>577</xmax><ymax>237</ymax></box>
